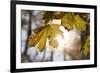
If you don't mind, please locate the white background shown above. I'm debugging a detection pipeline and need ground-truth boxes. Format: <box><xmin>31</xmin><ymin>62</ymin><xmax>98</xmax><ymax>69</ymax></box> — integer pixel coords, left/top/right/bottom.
<box><xmin>0</xmin><ymin>0</ymin><xmax>99</xmax><ymax>73</ymax></box>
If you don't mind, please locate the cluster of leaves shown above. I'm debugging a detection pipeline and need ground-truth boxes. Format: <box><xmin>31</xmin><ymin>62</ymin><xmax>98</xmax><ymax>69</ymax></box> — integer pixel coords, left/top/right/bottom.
<box><xmin>28</xmin><ymin>11</ymin><xmax>90</xmax><ymax>58</ymax></box>
<box><xmin>43</xmin><ymin>12</ymin><xmax>86</xmax><ymax>31</ymax></box>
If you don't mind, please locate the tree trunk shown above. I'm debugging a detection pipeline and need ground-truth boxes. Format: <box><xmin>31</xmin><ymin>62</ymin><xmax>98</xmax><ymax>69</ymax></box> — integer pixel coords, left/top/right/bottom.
<box><xmin>24</xmin><ymin>11</ymin><xmax>32</xmax><ymax>55</ymax></box>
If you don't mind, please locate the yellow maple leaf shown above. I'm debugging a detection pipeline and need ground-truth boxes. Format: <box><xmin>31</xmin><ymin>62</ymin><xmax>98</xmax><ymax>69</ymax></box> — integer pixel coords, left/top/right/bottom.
<box><xmin>61</xmin><ymin>13</ymin><xmax>74</xmax><ymax>30</ymax></box>
<box><xmin>74</xmin><ymin>15</ymin><xmax>86</xmax><ymax>31</ymax></box>
<box><xmin>82</xmin><ymin>35</ymin><xmax>90</xmax><ymax>57</ymax></box>
<box><xmin>61</xmin><ymin>13</ymin><xmax>86</xmax><ymax>31</ymax></box>
<box><xmin>28</xmin><ymin>24</ymin><xmax>63</xmax><ymax>52</ymax></box>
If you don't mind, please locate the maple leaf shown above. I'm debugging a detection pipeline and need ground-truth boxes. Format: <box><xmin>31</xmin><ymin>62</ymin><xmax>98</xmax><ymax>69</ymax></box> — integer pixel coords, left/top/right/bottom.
<box><xmin>74</xmin><ymin>15</ymin><xmax>86</xmax><ymax>31</ymax></box>
<box><xmin>28</xmin><ymin>24</ymin><xmax>63</xmax><ymax>52</ymax></box>
<box><xmin>61</xmin><ymin>13</ymin><xmax>86</xmax><ymax>31</ymax></box>
<box><xmin>82</xmin><ymin>35</ymin><xmax>90</xmax><ymax>57</ymax></box>
<box><xmin>61</xmin><ymin>13</ymin><xmax>74</xmax><ymax>31</ymax></box>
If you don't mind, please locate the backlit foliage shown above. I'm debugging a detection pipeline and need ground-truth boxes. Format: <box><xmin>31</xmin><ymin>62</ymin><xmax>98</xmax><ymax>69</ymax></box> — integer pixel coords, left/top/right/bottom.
<box><xmin>28</xmin><ymin>11</ymin><xmax>90</xmax><ymax>58</ymax></box>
